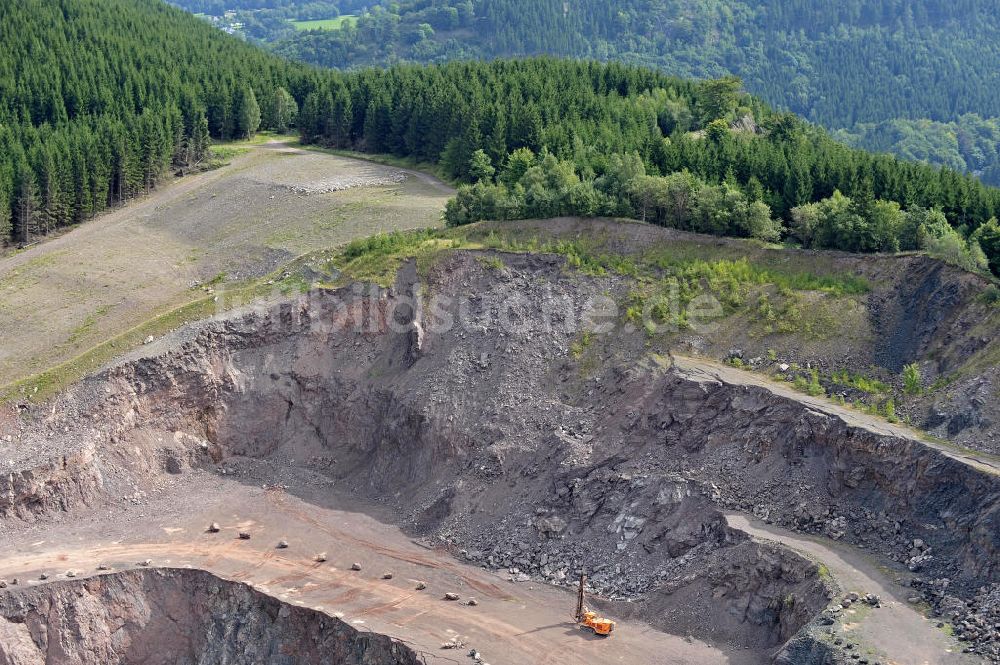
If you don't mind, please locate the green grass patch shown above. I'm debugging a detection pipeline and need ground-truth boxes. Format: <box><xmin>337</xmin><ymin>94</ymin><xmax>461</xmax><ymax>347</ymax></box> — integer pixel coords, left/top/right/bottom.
<box><xmin>291</xmin><ymin>15</ymin><xmax>356</xmax><ymax>31</ymax></box>
<box><xmin>830</xmin><ymin>370</ymin><xmax>892</xmax><ymax>395</ymax></box>
<box><xmin>210</xmin><ymin>132</ymin><xmax>295</xmax><ymax>164</ymax></box>
<box><xmin>645</xmin><ymin>251</ymin><xmax>870</xmax><ymax>297</ymax></box>
<box><xmin>66</xmin><ymin>305</ymin><xmax>112</xmax><ymax>345</ymax></box>
<box><xmin>980</xmin><ymin>284</ymin><xmax>1000</xmax><ymax>306</ymax></box>
<box><xmin>477</xmin><ymin>255</ymin><xmax>505</xmax><ymax>272</ymax></box>
<box><xmin>332</xmin><ymin>229</ymin><xmax>465</xmax><ymax>287</ymax></box>
<box><xmin>208</xmin><ymin>144</ymin><xmax>249</xmax><ymax>163</ymax></box>
<box><xmin>751</xmin><ymin>292</ymin><xmax>813</xmax><ymax>336</ymax></box>
<box><xmin>792</xmin><ymin>369</ymin><xmax>826</xmax><ymax>397</ymax></box>
<box><xmin>831</xmin><ymin>369</ymin><xmax>891</xmax><ymax>395</ymax></box>
<box><xmin>570</xmin><ymin>331</ymin><xmax>594</xmax><ymax>359</ymax></box>
<box><xmin>0</xmin><ymin>252</ymin><xmax>334</xmax><ymax>406</ymax></box>
<box><xmin>342</xmin><ymin>230</ymin><xmax>440</xmax><ymax>261</ymax></box>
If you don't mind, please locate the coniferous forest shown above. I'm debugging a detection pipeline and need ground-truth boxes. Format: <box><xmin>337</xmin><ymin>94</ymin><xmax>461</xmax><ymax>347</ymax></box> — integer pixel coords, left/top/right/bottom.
<box><xmin>293</xmin><ymin>60</ymin><xmax>1000</xmax><ymax>274</ymax></box>
<box><xmin>172</xmin><ymin>0</ymin><xmax>1000</xmax><ymax>186</ymax></box>
<box><xmin>4</xmin><ymin>0</ymin><xmax>1000</xmax><ymax>277</ymax></box>
<box><xmin>0</xmin><ymin>0</ymin><xmax>311</xmax><ymax>246</ymax></box>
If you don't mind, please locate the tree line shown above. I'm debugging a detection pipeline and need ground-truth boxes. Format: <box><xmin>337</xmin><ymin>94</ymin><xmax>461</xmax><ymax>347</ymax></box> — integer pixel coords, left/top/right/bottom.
<box><xmin>4</xmin><ymin>1</ymin><xmax>1000</xmax><ymax>276</ymax></box>
<box><xmin>251</xmin><ymin>0</ymin><xmax>1000</xmax><ymax>184</ymax></box>
<box><xmin>0</xmin><ymin>0</ymin><xmax>309</xmax><ymax>246</ymax></box>
<box><xmin>294</xmin><ymin>59</ymin><xmax>1000</xmax><ymax>274</ymax></box>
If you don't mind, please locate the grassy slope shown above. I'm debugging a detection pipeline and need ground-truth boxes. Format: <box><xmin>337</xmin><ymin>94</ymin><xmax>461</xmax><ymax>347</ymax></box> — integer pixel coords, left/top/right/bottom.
<box><xmin>0</xmin><ymin>139</ymin><xmax>450</xmax><ymax>402</ymax></box>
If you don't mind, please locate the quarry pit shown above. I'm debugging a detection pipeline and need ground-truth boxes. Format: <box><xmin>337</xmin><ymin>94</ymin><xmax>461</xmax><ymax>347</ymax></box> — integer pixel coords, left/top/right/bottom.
<box><xmin>1</xmin><ymin>239</ymin><xmax>998</xmax><ymax>664</ymax></box>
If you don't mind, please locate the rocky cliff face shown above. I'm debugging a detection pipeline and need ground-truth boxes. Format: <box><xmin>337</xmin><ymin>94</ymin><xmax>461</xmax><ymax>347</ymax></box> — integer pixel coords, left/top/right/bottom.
<box><xmin>2</xmin><ymin>250</ymin><xmax>998</xmax><ymax>661</ymax></box>
<box><xmin>0</xmin><ymin>569</ymin><xmax>420</xmax><ymax>665</ymax></box>
<box><xmin>0</xmin><ymin>444</ymin><xmax>104</xmax><ymax>521</ymax></box>
<box><xmin>644</xmin><ymin>365</ymin><xmax>1000</xmax><ymax>588</ymax></box>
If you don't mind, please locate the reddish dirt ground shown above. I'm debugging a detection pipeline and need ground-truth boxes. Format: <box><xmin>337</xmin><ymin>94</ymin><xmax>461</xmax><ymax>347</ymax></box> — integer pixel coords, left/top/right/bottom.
<box><xmin>0</xmin><ymin>470</ymin><xmax>753</xmax><ymax>665</ymax></box>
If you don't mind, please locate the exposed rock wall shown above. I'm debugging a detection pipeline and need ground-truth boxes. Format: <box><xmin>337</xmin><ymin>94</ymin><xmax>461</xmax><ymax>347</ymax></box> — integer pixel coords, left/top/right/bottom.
<box><xmin>3</xmin><ymin>251</ymin><xmax>999</xmax><ymax>660</ymax></box>
<box><xmin>0</xmin><ymin>445</ymin><xmax>103</xmax><ymax>521</ymax></box>
<box><xmin>0</xmin><ymin>569</ymin><xmax>420</xmax><ymax>665</ymax></box>
<box><xmin>642</xmin><ymin>367</ymin><xmax>1000</xmax><ymax>588</ymax></box>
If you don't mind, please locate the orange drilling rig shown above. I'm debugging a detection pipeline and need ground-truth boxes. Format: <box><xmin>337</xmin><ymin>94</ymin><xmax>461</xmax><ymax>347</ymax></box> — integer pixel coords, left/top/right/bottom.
<box><xmin>574</xmin><ymin>572</ymin><xmax>616</xmax><ymax>637</ymax></box>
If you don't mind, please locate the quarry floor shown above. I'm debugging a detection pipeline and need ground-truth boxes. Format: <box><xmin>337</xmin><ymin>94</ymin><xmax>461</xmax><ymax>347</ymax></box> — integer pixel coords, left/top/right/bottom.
<box><xmin>0</xmin><ymin>455</ymin><xmax>978</xmax><ymax>665</ymax></box>
<box><xmin>0</xmin><ymin>465</ymin><xmax>745</xmax><ymax>665</ymax></box>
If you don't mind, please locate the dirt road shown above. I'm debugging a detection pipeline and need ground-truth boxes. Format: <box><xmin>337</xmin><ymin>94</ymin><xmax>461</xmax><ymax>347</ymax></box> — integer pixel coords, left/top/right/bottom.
<box><xmin>726</xmin><ymin>514</ymin><xmax>979</xmax><ymax>665</ymax></box>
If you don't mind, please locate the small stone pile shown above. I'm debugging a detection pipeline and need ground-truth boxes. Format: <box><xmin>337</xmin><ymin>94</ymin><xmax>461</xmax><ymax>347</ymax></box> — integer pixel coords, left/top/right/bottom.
<box><xmin>912</xmin><ymin>578</ymin><xmax>1000</xmax><ymax>661</ymax></box>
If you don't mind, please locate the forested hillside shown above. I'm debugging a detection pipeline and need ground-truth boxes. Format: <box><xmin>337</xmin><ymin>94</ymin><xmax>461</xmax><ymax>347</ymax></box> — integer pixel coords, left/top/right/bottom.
<box><xmin>4</xmin><ymin>0</ymin><xmax>1000</xmax><ymax>277</ymax></box>
<box><xmin>176</xmin><ymin>0</ymin><xmax>367</xmax><ymax>15</ymax></box>
<box><xmin>0</xmin><ymin>0</ymin><xmax>309</xmax><ymax>246</ymax></box>
<box><xmin>269</xmin><ymin>0</ymin><xmax>1000</xmax><ymax>128</ymax></box>
<box><xmin>834</xmin><ymin>116</ymin><xmax>1000</xmax><ymax>187</ymax></box>
<box><xmin>293</xmin><ymin>59</ymin><xmax>1000</xmax><ymax>275</ymax></box>
<box><xmin>183</xmin><ymin>0</ymin><xmax>1000</xmax><ymax>185</ymax></box>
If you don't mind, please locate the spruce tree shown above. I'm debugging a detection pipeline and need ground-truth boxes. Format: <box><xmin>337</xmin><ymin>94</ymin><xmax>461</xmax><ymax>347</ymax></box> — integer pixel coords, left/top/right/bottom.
<box><xmin>0</xmin><ymin>165</ymin><xmax>12</xmax><ymax>242</ymax></box>
<box><xmin>191</xmin><ymin>113</ymin><xmax>211</xmax><ymax>166</ymax></box>
<box><xmin>233</xmin><ymin>85</ymin><xmax>262</xmax><ymax>140</ymax></box>
<box><xmin>13</xmin><ymin>161</ymin><xmax>39</xmax><ymax>246</ymax></box>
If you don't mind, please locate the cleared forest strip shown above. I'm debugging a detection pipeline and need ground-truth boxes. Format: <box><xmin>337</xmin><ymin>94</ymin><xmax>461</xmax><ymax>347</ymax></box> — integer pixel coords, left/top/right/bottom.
<box><xmin>0</xmin><ymin>141</ymin><xmax>449</xmax><ymax>394</ymax></box>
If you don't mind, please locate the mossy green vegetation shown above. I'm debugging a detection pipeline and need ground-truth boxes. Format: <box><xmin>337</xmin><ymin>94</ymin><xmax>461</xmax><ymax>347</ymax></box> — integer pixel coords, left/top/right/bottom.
<box><xmin>334</xmin><ymin>229</ymin><xmax>458</xmax><ymax>286</ymax></box>
<box><xmin>798</xmin><ymin>369</ymin><xmax>825</xmax><ymax>397</ymax></box>
<box><xmin>477</xmin><ymin>255</ymin><xmax>506</xmax><ymax>272</ymax></box>
<box><xmin>771</xmin><ymin>364</ymin><xmax>906</xmax><ymax>424</ymax></box>
<box><xmin>981</xmin><ymin>285</ymin><xmax>1000</xmax><ymax>306</ymax></box>
<box><xmin>831</xmin><ymin>370</ymin><xmax>892</xmax><ymax>395</ymax></box>
<box><xmin>902</xmin><ymin>363</ymin><xmax>923</xmax><ymax>395</ymax></box>
<box><xmin>328</xmin><ymin>224</ymin><xmax>872</xmax><ymax>351</ymax></box>
<box><xmin>569</xmin><ymin>331</ymin><xmax>594</xmax><ymax>359</ymax></box>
